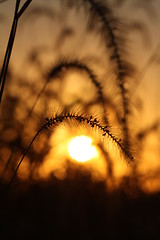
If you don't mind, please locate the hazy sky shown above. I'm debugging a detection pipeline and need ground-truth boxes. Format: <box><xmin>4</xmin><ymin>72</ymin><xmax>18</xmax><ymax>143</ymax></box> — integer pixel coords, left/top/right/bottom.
<box><xmin>1</xmin><ymin>0</ymin><xmax>160</xmax><ymax>63</ymax></box>
<box><xmin>0</xmin><ymin>0</ymin><xmax>160</xmax><ymax>119</ymax></box>
<box><xmin>1</xmin><ymin>0</ymin><xmax>160</xmax><ymax>192</ymax></box>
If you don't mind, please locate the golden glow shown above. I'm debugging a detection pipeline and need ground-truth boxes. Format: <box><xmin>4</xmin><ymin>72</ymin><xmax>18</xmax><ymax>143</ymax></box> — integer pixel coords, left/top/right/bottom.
<box><xmin>68</xmin><ymin>135</ymin><xmax>98</xmax><ymax>163</ymax></box>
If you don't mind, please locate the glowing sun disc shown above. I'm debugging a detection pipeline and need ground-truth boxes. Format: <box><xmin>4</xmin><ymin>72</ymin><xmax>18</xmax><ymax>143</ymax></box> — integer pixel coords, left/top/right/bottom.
<box><xmin>68</xmin><ymin>135</ymin><xmax>98</xmax><ymax>163</ymax></box>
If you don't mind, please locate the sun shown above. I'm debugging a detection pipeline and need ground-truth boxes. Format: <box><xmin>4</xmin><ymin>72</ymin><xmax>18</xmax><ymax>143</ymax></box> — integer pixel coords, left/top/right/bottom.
<box><xmin>68</xmin><ymin>135</ymin><xmax>98</xmax><ymax>163</ymax></box>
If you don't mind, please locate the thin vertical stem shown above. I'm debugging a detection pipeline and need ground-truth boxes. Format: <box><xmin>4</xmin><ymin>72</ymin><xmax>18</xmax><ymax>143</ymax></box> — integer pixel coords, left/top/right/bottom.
<box><xmin>0</xmin><ymin>0</ymin><xmax>20</xmax><ymax>103</ymax></box>
<box><xmin>0</xmin><ymin>0</ymin><xmax>32</xmax><ymax>104</ymax></box>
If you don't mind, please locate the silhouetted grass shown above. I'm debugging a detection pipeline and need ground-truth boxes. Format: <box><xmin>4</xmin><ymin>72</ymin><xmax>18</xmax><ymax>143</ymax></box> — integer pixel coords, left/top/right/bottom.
<box><xmin>0</xmin><ymin>1</ymin><xmax>160</xmax><ymax>239</ymax></box>
<box><xmin>0</xmin><ymin>0</ymin><xmax>32</xmax><ymax>103</ymax></box>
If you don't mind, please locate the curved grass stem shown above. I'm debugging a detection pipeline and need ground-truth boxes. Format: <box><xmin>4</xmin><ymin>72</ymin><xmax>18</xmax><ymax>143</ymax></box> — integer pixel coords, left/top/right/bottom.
<box><xmin>9</xmin><ymin>112</ymin><xmax>133</xmax><ymax>187</ymax></box>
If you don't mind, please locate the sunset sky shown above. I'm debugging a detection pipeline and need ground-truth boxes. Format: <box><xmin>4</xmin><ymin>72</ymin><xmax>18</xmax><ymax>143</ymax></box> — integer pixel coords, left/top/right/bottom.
<box><xmin>0</xmin><ymin>0</ymin><xmax>160</xmax><ymax>193</ymax></box>
<box><xmin>1</xmin><ymin>2</ymin><xmax>160</xmax><ymax>240</ymax></box>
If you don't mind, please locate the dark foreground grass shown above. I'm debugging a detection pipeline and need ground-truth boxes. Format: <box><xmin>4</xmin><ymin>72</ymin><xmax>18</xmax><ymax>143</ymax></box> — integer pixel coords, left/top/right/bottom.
<box><xmin>0</xmin><ymin>168</ymin><xmax>160</xmax><ymax>240</ymax></box>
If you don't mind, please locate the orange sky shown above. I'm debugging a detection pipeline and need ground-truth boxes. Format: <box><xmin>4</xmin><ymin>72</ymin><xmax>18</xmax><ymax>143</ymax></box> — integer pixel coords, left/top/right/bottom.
<box><xmin>0</xmin><ymin>0</ymin><xmax>160</xmax><ymax>192</ymax></box>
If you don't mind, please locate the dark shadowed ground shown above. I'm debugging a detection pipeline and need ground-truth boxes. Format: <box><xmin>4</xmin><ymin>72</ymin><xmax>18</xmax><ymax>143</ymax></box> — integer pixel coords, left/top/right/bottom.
<box><xmin>0</xmin><ymin>167</ymin><xmax>160</xmax><ymax>240</ymax></box>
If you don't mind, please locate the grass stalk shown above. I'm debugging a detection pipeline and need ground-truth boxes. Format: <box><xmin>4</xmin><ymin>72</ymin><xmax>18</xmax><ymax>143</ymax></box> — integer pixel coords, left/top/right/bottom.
<box><xmin>9</xmin><ymin>112</ymin><xmax>133</xmax><ymax>186</ymax></box>
<box><xmin>0</xmin><ymin>0</ymin><xmax>32</xmax><ymax>104</ymax></box>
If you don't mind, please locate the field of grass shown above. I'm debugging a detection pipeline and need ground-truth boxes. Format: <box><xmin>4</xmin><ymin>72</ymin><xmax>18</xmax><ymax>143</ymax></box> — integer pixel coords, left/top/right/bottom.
<box><xmin>0</xmin><ymin>0</ymin><xmax>160</xmax><ymax>239</ymax></box>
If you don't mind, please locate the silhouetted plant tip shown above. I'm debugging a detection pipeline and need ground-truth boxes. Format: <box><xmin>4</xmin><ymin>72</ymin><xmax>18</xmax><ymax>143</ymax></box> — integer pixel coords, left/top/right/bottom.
<box><xmin>47</xmin><ymin>60</ymin><xmax>104</xmax><ymax>102</ymax></box>
<box><xmin>48</xmin><ymin>59</ymin><xmax>108</xmax><ymax>120</ymax></box>
<box><xmin>82</xmin><ymin>0</ymin><xmax>136</xmax><ymax>146</ymax></box>
<box><xmin>9</xmin><ymin>111</ymin><xmax>134</xmax><ymax>187</ymax></box>
<box><xmin>25</xmin><ymin>59</ymin><xmax>109</xmax><ymax>132</ymax></box>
